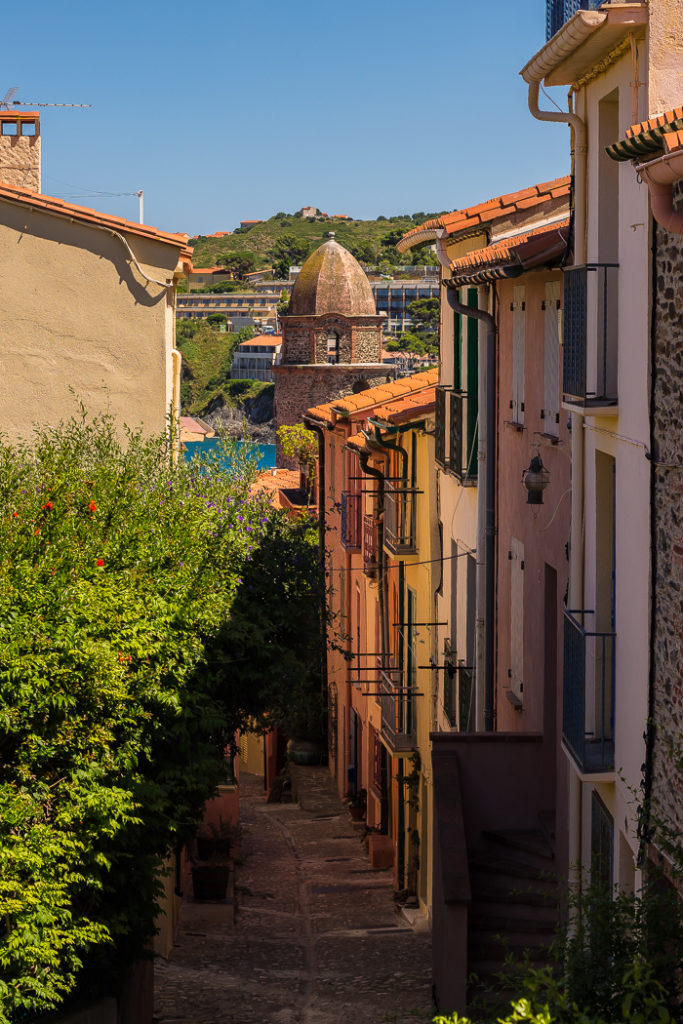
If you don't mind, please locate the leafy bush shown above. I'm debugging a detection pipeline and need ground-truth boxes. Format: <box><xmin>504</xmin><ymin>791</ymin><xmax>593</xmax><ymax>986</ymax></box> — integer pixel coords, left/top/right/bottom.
<box><xmin>0</xmin><ymin>414</ymin><xmax>272</xmax><ymax>1018</ymax></box>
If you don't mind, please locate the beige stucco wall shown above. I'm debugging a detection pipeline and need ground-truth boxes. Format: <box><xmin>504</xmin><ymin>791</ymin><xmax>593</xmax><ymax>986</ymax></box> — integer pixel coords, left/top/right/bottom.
<box><xmin>0</xmin><ymin>200</ymin><xmax>180</xmax><ymax>441</ymax></box>
<box><xmin>647</xmin><ymin>0</ymin><xmax>683</xmax><ymax>117</ymax></box>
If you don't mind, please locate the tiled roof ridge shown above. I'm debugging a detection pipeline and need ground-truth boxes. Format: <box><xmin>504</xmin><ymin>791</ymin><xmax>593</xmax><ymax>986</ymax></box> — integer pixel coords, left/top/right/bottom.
<box><xmin>627</xmin><ymin>106</ymin><xmax>683</xmax><ymax>140</ymax></box>
<box><xmin>0</xmin><ymin>181</ymin><xmax>191</xmax><ymax>250</ymax></box>
<box><xmin>608</xmin><ymin>105</ymin><xmax>683</xmax><ymax>162</ymax></box>
<box><xmin>399</xmin><ymin>175</ymin><xmax>570</xmax><ymax>249</ymax></box>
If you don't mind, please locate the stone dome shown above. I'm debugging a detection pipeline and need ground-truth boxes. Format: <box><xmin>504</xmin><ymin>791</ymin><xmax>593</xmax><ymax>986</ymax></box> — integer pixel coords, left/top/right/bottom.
<box><xmin>288</xmin><ymin>236</ymin><xmax>377</xmax><ymax>317</ymax></box>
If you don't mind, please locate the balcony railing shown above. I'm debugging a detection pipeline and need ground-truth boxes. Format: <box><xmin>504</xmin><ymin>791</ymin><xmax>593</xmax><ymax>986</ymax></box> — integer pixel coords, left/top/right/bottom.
<box><xmin>340</xmin><ymin>491</ymin><xmax>361</xmax><ymax>551</ymax></box>
<box><xmin>563</xmin><ymin>264</ymin><xmax>618</xmax><ymax>408</ymax></box>
<box><xmin>379</xmin><ymin>669</ymin><xmax>416</xmax><ymax>753</ymax></box>
<box><xmin>384</xmin><ymin>482</ymin><xmax>418</xmax><ymax>555</ymax></box>
<box><xmin>444</xmin><ymin>662</ymin><xmax>475</xmax><ymax>731</ymax></box>
<box><xmin>449</xmin><ymin>391</ymin><xmax>478</xmax><ymax>482</ymax></box>
<box><xmin>562</xmin><ymin>609</ymin><xmax>615</xmax><ymax>774</ymax></box>
<box><xmin>362</xmin><ymin>514</ymin><xmax>378</xmax><ymax>578</ymax></box>
<box><xmin>435</xmin><ymin>386</ymin><xmax>447</xmax><ymax>468</ymax></box>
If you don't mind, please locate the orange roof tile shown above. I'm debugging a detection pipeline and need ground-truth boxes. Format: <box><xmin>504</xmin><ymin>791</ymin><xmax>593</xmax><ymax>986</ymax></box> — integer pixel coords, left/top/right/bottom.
<box><xmin>191</xmin><ymin>265</ymin><xmax>228</xmax><ymax>274</ymax></box>
<box><xmin>663</xmin><ymin>129</ymin><xmax>683</xmax><ymax>153</ymax></box>
<box><xmin>0</xmin><ymin>181</ymin><xmax>191</xmax><ymax>254</ymax></box>
<box><xmin>449</xmin><ymin>219</ymin><xmax>570</xmax><ymax>276</ymax></box>
<box><xmin>305</xmin><ymin>368</ymin><xmax>438</xmax><ymax>425</ymax></box>
<box><xmin>370</xmin><ymin>387</ymin><xmax>436</xmax><ymax>425</ymax></box>
<box><xmin>627</xmin><ymin>106</ymin><xmax>683</xmax><ymax>139</ymax></box>
<box><xmin>345</xmin><ymin>431</ymin><xmax>367</xmax><ymax>451</ymax></box>
<box><xmin>237</xmin><ymin>334</ymin><xmax>282</xmax><ymax>348</ymax></box>
<box><xmin>399</xmin><ymin>176</ymin><xmax>570</xmax><ymax>251</ymax></box>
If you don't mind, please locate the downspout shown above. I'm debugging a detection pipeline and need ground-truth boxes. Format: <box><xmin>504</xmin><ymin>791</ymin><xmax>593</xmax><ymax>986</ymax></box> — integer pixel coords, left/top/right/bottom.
<box><xmin>443</xmin><ymin>283</ymin><xmax>496</xmax><ymax>733</ymax></box>
<box><xmin>524</xmin><ymin>79</ymin><xmax>586</xmax><ymax>611</ymax></box>
<box><xmin>636</xmin><ymin>150</ymin><xmax>683</xmax><ymax>235</ymax></box>
<box><xmin>303</xmin><ymin>417</ymin><xmax>329</xmax><ymax>717</ymax></box>
<box><xmin>357</xmin><ymin>445</ymin><xmax>388</xmax><ymax>664</ymax></box>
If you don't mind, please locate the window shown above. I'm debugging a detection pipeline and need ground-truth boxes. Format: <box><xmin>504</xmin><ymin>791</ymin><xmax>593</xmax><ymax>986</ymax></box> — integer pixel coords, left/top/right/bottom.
<box><xmin>1</xmin><ymin>121</ymin><xmax>17</xmax><ymax>136</ymax></box>
<box><xmin>20</xmin><ymin>121</ymin><xmax>36</xmax><ymax>137</ymax></box>
<box><xmin>327</xmin><ymin>330</ymin><xmax>340</xmax><ymax>364</ymax></box>
<box><xmin>544</xmin><ymin>280</ymin><xmax>562</xmax><ymax>437</ymax></box>
<box><xmin>511</xmin><ymin>285</ymin><xmax>525</xmax><ymax>425</ymax></box>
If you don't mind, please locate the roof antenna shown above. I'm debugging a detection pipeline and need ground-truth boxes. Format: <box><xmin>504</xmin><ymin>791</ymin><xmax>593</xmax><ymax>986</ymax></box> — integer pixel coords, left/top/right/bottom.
<box><xmin>0</xmin><ymin>86</ymin><xmax>91</xmax><ymax>109</ymax></box>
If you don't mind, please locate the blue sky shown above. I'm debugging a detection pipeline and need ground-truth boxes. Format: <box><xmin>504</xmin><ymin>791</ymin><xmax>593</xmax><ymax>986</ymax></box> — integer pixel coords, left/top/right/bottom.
<box><xmin>12</xmin><ymin>0</ymin><xmax>570</xmax><ymax>235</ymax></box>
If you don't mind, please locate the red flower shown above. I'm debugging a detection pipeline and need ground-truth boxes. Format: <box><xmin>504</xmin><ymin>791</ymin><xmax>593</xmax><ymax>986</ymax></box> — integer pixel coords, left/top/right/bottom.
<box><xmin>34</xmin><ymin>528</ymin><xmax>40</xmax><ymax>535</ymax></box>
<box><xmin>11</xmin><ymin>512</ymin><xmax>18</xmax><ymax>518</ymax></box>
<box><xmin>41</xmin><ymin>502</ymin><xmax>53</xmax><ymax>511</ymax></box>
<box><xmin>96</xmin><ymin>558</ymin><xmax>104</xmax><ymax>567</ymax></box>
<box><xmin>88</xmin><ymin>501</ymin><xmax>97</xmax><ymax>512</ymax></box>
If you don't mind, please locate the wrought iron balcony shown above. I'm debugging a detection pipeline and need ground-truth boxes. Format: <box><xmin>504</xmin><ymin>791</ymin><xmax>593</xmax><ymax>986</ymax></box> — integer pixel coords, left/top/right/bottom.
<box><xmin>449</xmin><ymin>391</ymin><xmax>478</xmax><ymax>483</ymax></box>
<box><xmin>384</xmin><ymin>482</ymin><xmax>418</xmax><ymax>555</ymax></box>
<box><xmin>362</xmin><ymin>513</ymin><xmax>378</xmax><ymax>578</ymax></box>
<box><xmin>379</xmin><ymin>669</ymin><xmax>416</xmax><ymax>753</ymax></box>
<box><xmin>563</xmin><ymin>264</ymin><xmax>619</xmax><ymax>408</ymax></box>
<box><xmin>444</xmin><ymin>662</ymin><xmax>475</xmax><ymax>731</ymax></box>
<box><xmin>562</xmin><ymin>609</ymin><xmax>615</xmax><ymax>774</ymax></box>
<box><xmin>340</xmin><ymin>491</ymin><xmax>361</xmax><ymax>551</ymax></box>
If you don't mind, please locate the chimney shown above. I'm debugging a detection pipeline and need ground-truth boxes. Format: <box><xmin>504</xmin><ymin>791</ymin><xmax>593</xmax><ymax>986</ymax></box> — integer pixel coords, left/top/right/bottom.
<box><xmin>0</xmin><ymin>110</ymin><xmax>41</xmax><ymax>192</ymax></box>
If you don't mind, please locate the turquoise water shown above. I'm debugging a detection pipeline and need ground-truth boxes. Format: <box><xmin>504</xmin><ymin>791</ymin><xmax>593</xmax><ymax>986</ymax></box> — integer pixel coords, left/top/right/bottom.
<box><xmin>183</xmin><ymin>438</ymin><xmax>276</xmax><ymax>471</ymax></box>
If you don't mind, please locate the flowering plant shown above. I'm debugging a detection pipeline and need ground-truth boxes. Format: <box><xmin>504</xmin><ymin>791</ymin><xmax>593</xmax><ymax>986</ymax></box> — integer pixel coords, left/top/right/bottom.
<box><xmin>0</xmin><ymin>413</ymin><xmax>271</xmax><ymax>1018</ymax></box>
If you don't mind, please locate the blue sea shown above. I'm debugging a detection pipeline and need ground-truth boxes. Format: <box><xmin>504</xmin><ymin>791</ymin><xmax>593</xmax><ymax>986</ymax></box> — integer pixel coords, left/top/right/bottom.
<box><xmin>183</xmin><ymin>438</ymin><xmax>276</xmax><ymax>472</ymax></box>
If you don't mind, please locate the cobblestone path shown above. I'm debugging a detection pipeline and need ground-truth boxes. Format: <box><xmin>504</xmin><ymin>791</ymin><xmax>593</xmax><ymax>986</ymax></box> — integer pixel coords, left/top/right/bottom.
<box><xmin>154</xmin><ymin>768</ymin><xmax>433</xmax><ymax>1024</ymax></box>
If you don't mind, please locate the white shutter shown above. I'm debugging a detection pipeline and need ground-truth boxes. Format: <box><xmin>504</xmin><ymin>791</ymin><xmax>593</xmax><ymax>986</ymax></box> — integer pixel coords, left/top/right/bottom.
<box><xmin>509</xmin><ymin>537</ymin><xmax>524</xmax><ymax>703</ymax></box>
<box><xmin>544</xmin><ymin>280</ymin><xmax>561</xmax><ymax>437</ymax></box>
<box><xmin>512</xmin><ymin>285</ymin><xmax>525</xmax><ymax>424</ymax></box>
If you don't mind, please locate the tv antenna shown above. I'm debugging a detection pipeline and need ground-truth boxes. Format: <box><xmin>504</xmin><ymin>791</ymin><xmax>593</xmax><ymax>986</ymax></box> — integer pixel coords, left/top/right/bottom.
<box><xmin>0</xmin><ymin>87</ymin><xmax>91</xmax><ymax>110</ymax></box>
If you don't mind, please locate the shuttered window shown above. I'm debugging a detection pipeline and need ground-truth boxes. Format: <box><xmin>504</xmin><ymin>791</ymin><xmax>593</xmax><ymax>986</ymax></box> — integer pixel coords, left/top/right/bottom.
<box><xmin>544</xmin><ymin>280</ymin><xmax>562</xmax><ymax>438</ymax></box>
<box><xmin>512</xmin><ymin>285</ymin><xmax>525</xmax><ymax>425</ymax></box>
<box><xmin>509</xmin><ymin>537</ymin><xmax>524</xmax><ymax>703</ymax></box>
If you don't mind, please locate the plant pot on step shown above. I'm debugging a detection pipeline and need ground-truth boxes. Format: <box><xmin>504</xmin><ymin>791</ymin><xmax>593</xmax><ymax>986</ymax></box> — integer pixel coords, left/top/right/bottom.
<box><xmin>191</xmin><ymin>863</ymin><xmax>230</xmax><ymax>901</ymax></box>
<box><xmin>196</xmin><ymin>835</ymin><xmax>230</xmax><ymax>861</ymax></box>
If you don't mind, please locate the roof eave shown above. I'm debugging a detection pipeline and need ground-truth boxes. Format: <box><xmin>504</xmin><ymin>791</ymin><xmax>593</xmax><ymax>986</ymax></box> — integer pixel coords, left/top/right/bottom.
<box><xmin>520</xmin><ymin>4</ymin><xmax>646</xmax><ymax>87</ymax></box>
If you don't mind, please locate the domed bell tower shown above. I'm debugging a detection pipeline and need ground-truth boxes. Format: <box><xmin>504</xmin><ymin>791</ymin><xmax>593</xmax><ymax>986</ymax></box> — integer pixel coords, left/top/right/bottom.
<box><xmin>274</xmin><ymin>233</ymin><xmax>388</xmax><ymax>465</ymax></box>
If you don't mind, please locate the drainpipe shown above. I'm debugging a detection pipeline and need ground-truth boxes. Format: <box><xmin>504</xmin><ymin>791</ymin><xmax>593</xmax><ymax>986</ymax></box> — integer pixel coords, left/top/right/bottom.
<box><xmin>444</xmin><ymin>284</ymin><xmax>496</xmax><ymax>733</ymax></box>
<box><xmin>357</xmin><ymin>444</ymin><xmax>388</xmax><ymax>665</ymax></box>
<box><xmin>636</xmin><ymin>150</ymin><xmax>683</xmax><ymax>235</ymax></box>
<box><xmin>524</xmin><ymin>80</ymin><xmax>586</xmax><ymax>610</ymax></box>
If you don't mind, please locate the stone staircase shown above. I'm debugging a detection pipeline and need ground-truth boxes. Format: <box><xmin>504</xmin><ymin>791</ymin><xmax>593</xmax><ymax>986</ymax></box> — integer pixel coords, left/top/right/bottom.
<box><xmin>466</xmin><ymin>826</ymin><xmax>558</xmax><ymax>1015</ymax></box>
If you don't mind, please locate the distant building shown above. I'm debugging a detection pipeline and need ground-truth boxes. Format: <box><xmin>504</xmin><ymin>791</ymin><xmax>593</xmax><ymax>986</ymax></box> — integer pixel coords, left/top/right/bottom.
<box><xmin>239</xmin><ymin>219</ymin><xmax>263</xmax><ymax>229</ymax></box>
<box><xmin>300</xmin><ymin>206</ymin><xmax>318</xmax><ymax>219</ymax></box>
<box><xmin>186</xmin><ymin>266</ymin><xmax>232</xmax><ymax>291</ymax></box>
<box><xmin>0</xmin><ymin>110</ymin><xmax>40</xmax><ymax>192</ymax></box>
<box><xmin>179</xmin><ymin>416</ymin><xmax>215</xmax><ymax>443</ymax></box>
<box><xmin>231</xmin><ymin>335</ymin><xmax>282</xmax><ymax>382</ymax></box>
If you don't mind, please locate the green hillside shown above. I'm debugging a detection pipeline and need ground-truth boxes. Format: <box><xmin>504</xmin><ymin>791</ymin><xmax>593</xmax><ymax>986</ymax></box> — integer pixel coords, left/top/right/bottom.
<box><xmin>177</xmin><ymin>319</ymin><xmax>273</xmax><ymax>416</ymax></box>
<box><xmin>190</xmin><ymin>210</ymin><xmax>446</xmax><ymax>270</ymax></box>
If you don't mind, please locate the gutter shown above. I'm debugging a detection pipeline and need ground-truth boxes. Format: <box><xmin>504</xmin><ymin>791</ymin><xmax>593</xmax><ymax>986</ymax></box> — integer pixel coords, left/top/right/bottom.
<box><xmin>443</xmin><ymin>283</ymin><xmax>496</xmax><ymax>733</ymax></box>
<box><xmin>635</xmin><ymin>149</ymin><xmax>683</xmax><ymax>235</ymax></box>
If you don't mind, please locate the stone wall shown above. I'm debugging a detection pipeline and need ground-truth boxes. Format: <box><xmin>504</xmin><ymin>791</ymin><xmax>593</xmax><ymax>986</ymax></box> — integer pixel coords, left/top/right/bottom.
<box><xmin>281</xmin><ymin>314</ymin><xmax>383</xmax><ymax>366</ymax></box>
<box><xmin>354</xmin><ymin>326</ymin><xmax>382</xmax><ymax>362</ymax></box>
<box><xmin>651</xmin><ymin>216</ymin><xmax>683</xmax><ymax>851</ymax></box>
<box><xmin>273</xmin><ymin>363</ymin><xmax>389</xmax><ymax>465</ymax></box>
<box><xmin>281</xmin><ymin>323</ymin><xmax>312</xmax><ymax>364</ymax></box>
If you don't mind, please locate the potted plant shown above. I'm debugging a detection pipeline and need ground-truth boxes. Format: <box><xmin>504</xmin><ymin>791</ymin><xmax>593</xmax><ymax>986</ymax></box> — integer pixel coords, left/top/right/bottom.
<box><xmin>196</xmin><ymin>817</ymin><xmax>234</xmax><ymax>861</ymax></box>
<box><xmin>191</xmin><ymin>860</ymin><xmax>230</xmax><ymax>901</ymax></box>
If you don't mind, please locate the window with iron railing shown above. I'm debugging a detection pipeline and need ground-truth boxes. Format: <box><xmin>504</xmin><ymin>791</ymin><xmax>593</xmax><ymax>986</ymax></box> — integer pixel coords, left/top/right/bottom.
<box><xmin>562</xmin><ymin>609</ymin><xmax>615</xmax><ymax>774</ymax></box>
<box><xmin>340</xmin><ymin>491</ymin><xmax>361</xmax><ymax>551</ymax></box>
<box><xmin>362</xmin><ymin>514</ymin><xmax>378</xmax><ymax>578</ymax></box>
<box><xmin>384</xmin><ymin>482</ymin><xmax>418</xmax><ymax>554</ymax></box>
<box><xmin>449</xmin><ymin>392</ymin><xmax>478</xmax><ymax>482</ymax></box>
<box><xmin>379</xmin><ymin>669</ymin><xmax>415</xmax><ymax>753</ymax></box>
<box><xmin>435</xmin><ymin>386</ymin><xmax>447</xmax><ymax>468</ymax></box>
<box><xmin>443</xmin><ymin>662</ymin><xmax>474</xmax><ymax>731</ymax></box>
<box><xmin>563</xmin><ymin>264</ymin><xmax>619</xmax><ymax>408</ymax></box>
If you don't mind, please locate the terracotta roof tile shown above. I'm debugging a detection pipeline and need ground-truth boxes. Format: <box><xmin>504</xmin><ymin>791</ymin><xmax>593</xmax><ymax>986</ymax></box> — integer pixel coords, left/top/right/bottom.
<box><xmin>399</xmin><ymin>176</ymin><xmax>570</xmax><ymax>250</ymax></box>
<box><xmin>627</xmin><ymin>106</ymin><xmax>683</xmax><ymax>139</ymax></box>
<box><xmin>237</xmin><ymin>334</ymin><xmax>282</xmax><ymax>348</ymax></box>
<box><xmin>305</xmin><ymin>369</ymin><xmax>438</xmax><ymax>425</ymax></box>
<box><xmin>0</xmin><ymin>181</ymin><xmax>191</xmax><ymax>253</ymax></box>
<box><xmin>449</xmin><ymin>219</ymin><xmax>570</xmax><ymax>275</ymax></box>
<box><xmin>345</xmin><ymin>431</ymin><xmax>367</xmax><ymax>451</ymax></box>
<box><xmin>370</xmin><ymin>387</ymin><xmax>436</xmax><ymax>425</ymax></box>
<box><xmin>663</xmin><ymin>129</ymin><xmax>683</xmax><ymax>153</ymax></box>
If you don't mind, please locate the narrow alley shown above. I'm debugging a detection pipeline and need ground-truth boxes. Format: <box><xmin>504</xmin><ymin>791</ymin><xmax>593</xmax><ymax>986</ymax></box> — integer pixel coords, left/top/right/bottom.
<box><xmin>153</xmin><ymin>769</ymin><xmax>433</xmax><ymax>1024</ymax></box>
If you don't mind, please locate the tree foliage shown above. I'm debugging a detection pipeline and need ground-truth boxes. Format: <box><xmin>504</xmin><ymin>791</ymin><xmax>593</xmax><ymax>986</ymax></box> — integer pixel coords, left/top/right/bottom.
<box><xmin>217</xmin><ymin>251</ymin><xmax>257</xmax><ymax>278</ymax></box>
<box><xmin>267</xmin><ymin>234</ymin><xmax>311</xmax><ymax>279</ymax></box>
<box><xmin>0</xmin><ymin>415</ymin><xmax>280</xmax><ymax>1018</ymax></box>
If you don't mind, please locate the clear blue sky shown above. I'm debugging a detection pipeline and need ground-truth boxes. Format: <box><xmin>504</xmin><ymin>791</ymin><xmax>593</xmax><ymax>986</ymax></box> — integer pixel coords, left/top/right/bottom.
<box><xmin>13</xmin><ymin>0</ymin><xmax>570</xmax><ymax>236</ymax></box>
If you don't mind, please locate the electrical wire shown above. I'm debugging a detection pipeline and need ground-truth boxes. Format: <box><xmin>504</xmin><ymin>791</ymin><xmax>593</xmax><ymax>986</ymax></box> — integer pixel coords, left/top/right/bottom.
<box><xmin>532</xmin><ymin>487</ymin><xmax>571</xmax><ymax>533</ymax></box>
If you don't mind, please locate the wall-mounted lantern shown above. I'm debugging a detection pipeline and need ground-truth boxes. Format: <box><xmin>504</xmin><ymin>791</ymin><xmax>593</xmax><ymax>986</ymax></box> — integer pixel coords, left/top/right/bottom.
<box><xmin>522</xmin><ymin>455</ymin><xmax>549</xmax><ymax>505</ymax></box>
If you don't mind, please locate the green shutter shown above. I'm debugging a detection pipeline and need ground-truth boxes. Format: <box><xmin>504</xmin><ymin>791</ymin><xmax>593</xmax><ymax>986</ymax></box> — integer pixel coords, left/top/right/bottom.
<box><xmin>466</xmin><ymin>288</ymin><xmax>479</xmax><ymax>478</ymax></box>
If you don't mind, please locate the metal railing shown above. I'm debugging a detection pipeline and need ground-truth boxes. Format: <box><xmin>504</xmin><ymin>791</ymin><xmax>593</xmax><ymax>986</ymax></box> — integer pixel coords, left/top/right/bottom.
<box><xmin>340</xmin><ymin>491</ymin><xmax>361</xmax><ymax>551</ymax></box>
<box><xmin>384</xmin><ymin>482</ymin><xmax>418</xmax><ymax>554</ymax></box>
<box><xmin>562</xmin><ymin>609</ymin><xmax>615</xmax><ymax>773</ymax></box>
<box><xmin>362</xmin><ymin>514</ymin><xmax>378</xmax><ymax>578</ymax></box>
<box><xmin>563</xmin><ymin>264</ymin><xmax>619</xmax><ymax>407</ymax></box>
<box><xmin>379</xmin><ymin>669</ymin><xmax>416</xmax><ymax>753</ymax></box>
<box><xmin>444</xmin><ymin>662</ymin><xmax>475</xmax><ymax>731</ymax></box>
<box><xmin>449</xmin><ymin>391</ymin><xmax>478</xmax><ymax>482</ymax></box>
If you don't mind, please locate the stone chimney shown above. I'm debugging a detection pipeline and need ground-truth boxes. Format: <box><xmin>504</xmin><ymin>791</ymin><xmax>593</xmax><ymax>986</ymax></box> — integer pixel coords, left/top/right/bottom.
<box><xmin>0</xmin><ymin>111</ymin><xmax>41</xmax><ymax>191</ymax></box>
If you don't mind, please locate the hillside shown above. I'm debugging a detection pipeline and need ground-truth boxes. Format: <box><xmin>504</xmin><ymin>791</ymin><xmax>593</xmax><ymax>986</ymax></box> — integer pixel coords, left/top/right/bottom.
<box><xmin>190</xmin><ymin>210</ymin><xmax>446</xmax><ymax>269</ymax></box>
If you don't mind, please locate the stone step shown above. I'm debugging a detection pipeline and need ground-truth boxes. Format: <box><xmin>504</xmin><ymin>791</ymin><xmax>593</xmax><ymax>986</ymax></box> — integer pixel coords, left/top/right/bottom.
<box><xmin>482</xmin><ymin>828</ymin><xmax>554</xmax><ymax>861</ymax></box>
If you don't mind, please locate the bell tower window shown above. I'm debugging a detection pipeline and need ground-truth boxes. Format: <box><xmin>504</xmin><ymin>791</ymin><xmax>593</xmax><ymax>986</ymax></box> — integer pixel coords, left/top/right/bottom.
<box><xmin>327</xmin><ymin>330</ymin><xmax>340</xmax><ymax>364</ymax></box>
